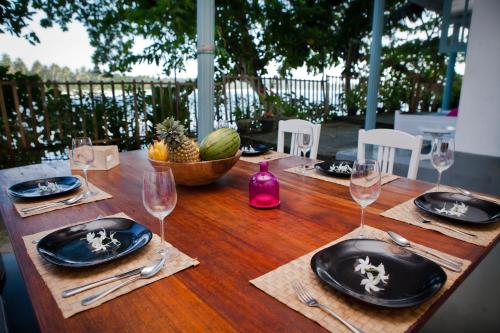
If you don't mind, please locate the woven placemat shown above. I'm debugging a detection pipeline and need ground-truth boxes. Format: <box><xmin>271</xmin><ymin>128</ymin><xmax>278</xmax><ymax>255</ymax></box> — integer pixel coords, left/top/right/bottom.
<box><xmin>22</xmin><ymin>212</ymin><xmax>199</xmax><ymax>318</ymax></box>
<box><xmin>250</xmin><ymin>225</ymin><xmax>470</xmax><ymax>333</ymax></box>
<box><xmin>12</xmin><ymin>176</ymin><xmax>112</xmax><ymax>218</ymax></box>
<box><xmin>284</xmin><ymin>166</ymin><xmax>400</xmax><ymax>187</ymax></box>
<box><xmin>240</xmin><ymin>150</ymin><xmax>291</xmax><ymax>164</ymax></box>
<box><xmin>381</xmin><ymin>186</ymin><xmax>500</xmax><ymax>247</ymax></box>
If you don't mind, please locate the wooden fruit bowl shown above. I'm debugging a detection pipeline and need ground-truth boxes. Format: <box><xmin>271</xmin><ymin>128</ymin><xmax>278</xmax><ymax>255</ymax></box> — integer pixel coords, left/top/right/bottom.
<box><xmin>148</xmin><ymin>150</ymin><xmax>242</xmax><ymax>186</ymax></box>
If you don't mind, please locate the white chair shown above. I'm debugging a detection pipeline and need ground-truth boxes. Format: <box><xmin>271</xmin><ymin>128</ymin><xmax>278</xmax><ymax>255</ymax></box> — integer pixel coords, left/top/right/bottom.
<box><xmin>357</xmin><ymin>129</ymin><xmax>423</xmax><ymax>179</ymax></box>
<box><xmin>277</xmin><ymin>119</ymin><xmax>321</xmax><ymax>159</ymax></box>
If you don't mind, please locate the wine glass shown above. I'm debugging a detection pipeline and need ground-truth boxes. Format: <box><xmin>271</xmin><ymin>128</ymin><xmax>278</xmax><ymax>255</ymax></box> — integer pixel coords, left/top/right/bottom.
<box><xmin>350</xmin><ymin>160</ymin><xmax>381</xmax><ymax>238</ymax></box>
<box><xmin>297</xmin><ymin>127</ymin><xmax>314</xmax><ymax>173</ymax></box>
<box><xmin>142</xmin><ymin>168</ymin><xmax>177</xmax><ymax>257</ymax></box>
<box><xmin>431</xmin><ymin>136</ymin><xmax>454</xmax><ymax>191</ymax></box>
<box><xmin>71</xmin><ymin>137</ymin><xmax>95</xmax><ymax>195</ymax></box>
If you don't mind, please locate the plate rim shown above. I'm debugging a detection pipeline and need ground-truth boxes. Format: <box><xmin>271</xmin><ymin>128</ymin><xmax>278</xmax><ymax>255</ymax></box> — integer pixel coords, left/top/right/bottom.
<box><xmin>36</xmin><ymin>217</ymin><xmax>153</xmax><ymax>268</ymax></box>
<box><xmin>240</xmin><ymin>144</ymin><xmax>271</xmax><ymax>156</ymax></box>
<box><xmin>413</xmin><ymin>192</ymin><xmax>500</xmax><ymax>224</ymax></box>
<box><xmin>314</xmin><ymin>159</ymin><xmax>353</xmax><ymax>178</ymax></box>
<box><xmin>310</xmin><ymin>238</ymin><xmax>447</xmax><ymax>308</ymax></box>
<box><xmin>8</xmin><ymin>176</ymin><xmax>82</xmax><ymax>199</ymax></box>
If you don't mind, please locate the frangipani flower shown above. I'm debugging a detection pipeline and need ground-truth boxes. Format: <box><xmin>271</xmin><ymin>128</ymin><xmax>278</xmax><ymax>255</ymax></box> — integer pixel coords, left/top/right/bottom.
<box><xmin>355</xmin><ymin>256</ymin><xmax>389</xmax><ymax>293</ymax></box>
<box><xmin>360</xmin><ymin>272</ymin><xmax>383</xmax><ymax>293</ymax></box>
<box><xmin>82</xmin><ymin>229</ymin><xmax>121</xmax><ymax>252</ymax></box>
<box><xmin>435</xmin><ymin>202</ymin><xmax>469</xmax><ymax>217</ymax></box>
<box><xmin>354</xmin><ymin>256</ymin><xmax>371</xmax><ymax>275</ymax></box>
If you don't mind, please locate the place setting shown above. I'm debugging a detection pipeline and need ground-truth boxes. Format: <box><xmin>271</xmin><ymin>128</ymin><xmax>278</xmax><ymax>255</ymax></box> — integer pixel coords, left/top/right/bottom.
<box><xmin>21</xmin><ymin>167</ymin><xmax>198</xmax><ymax>318</ymax></box>
<box><xmin>8</xmin><ymin>138</ymin><xmax>112</xmax><ymax>217</ymax></box>
<box><xmin>239</xmin><ymin>143</ymin><xmax>291</xmax><ymax>164</ymax></box>
<box><xmin>381</xmin><ymin>137</ymin><xmax>500</xmax><ymax>246</ymax></box>
<box><xmin>251</xmin><ymin>162</ymin><xmax>469</xmax><ymax>333</ymax></box>
<box><xmin>283</xmin><ymin>130</ymin><xmax>399</xmax><ymax>187</ymax></box>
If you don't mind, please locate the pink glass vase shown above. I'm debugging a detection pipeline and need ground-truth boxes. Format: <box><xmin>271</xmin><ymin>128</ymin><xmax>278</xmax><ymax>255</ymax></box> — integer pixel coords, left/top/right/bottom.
<box><xmin>249</xmin><ymin>161</ymin><xmax>280</xmax><ymax>209</ymax></box>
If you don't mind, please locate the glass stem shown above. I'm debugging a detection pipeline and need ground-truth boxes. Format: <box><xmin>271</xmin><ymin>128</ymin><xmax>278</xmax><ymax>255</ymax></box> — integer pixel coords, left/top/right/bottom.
<box><xmin>436</xmin><ymin>170</ymin><xmax>442</xmax><ymax>191</ymax></box>
<box><xmin>360</xmin><ymin>207</ymin><xmax>365</xmax><ymax>238</ymax></box>
<box><xmin>83</xmin><ymin>168</ymin><xmax>90</xmax><ymax>193</ymax></box>
<box><xmin>159</xmin><ymin>216</ymin><xmax>165</xmax><ymax>255</ymax></box>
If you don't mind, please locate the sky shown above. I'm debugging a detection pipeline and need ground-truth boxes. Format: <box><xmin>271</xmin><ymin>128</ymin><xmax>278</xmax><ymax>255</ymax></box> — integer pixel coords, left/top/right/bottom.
<box><xmin>0</xmin><ymin>12</ymin><xmax>342</xmax><ymax>80</ymax></box>
<box><xmin>0</xmin><ymin>11</ymin><xmax>463</xmax><ymax>79</ymax></box>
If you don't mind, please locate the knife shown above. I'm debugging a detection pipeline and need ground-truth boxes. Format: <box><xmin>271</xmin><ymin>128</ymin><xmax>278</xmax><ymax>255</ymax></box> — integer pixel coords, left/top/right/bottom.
<box><xmin>62</xmin><ymin>265</ymin><xmax>145</xmax><ymax>298</ymax></box>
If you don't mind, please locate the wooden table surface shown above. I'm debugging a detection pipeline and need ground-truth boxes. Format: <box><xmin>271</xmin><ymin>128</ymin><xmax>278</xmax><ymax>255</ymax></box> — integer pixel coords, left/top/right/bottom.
<box><xmin>0</xmin><ymin>150</ymin><xmax>497</xmax><ymax>333</ymax></box>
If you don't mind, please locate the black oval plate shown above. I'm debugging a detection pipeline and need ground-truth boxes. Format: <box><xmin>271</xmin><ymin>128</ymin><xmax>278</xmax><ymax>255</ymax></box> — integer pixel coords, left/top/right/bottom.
<box><xmin>414</xmin><ymin>192</ymin><xmax>500</xmax><ymax>224</ymax></box>
<box><xmin>315</xmin><ymin>160</ymin><xmax>353</xmax><ymax>178</ymax></box>
<box><xmin>37</xmin><ymin>217</ymin><xmax>153</xmax><ymax>268</ymax></box>
<box><xmin>241</xmin><ymin>144</ymin><xmax>271</xmax><ymax>156</ymax></box>
<box><xmin>8</xmin><ymin>176</ymin><xmax>81</xmax><ymax>200</ymax></box>
<box><xmin>310</xmin><ymin>239</ymin><xmax>446</xmax><ymax>308</ymax></box>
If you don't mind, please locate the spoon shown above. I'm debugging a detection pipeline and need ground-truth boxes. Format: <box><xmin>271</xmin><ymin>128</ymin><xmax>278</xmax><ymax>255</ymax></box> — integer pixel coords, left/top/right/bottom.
<box><xmin>81</xmin><ymin>256</ymin><xmax>166</xmax><ymax>306</ymax></box>
<box><xmin>387</xmin><ymin>231</ymin><xmax>462</xmax><ymax>272</ymax></box>
<box><xmin>21</xmin><ymin>193</ymin><xmax>86</xmax><ymax>213</ymax></box>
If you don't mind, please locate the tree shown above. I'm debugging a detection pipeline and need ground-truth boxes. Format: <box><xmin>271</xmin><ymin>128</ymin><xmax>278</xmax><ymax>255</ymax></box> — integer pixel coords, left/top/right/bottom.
<box><xmin>0</xmin><ymin>0</ymin><xmax>39</xmax><ymax>44</ymax></box>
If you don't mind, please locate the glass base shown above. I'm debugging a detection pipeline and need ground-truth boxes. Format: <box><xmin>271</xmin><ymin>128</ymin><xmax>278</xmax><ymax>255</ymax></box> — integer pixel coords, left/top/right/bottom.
<box><xmin>156</xmin><ymin>246</ymin><xmax>178</xmax><ymax>260</ymax></box>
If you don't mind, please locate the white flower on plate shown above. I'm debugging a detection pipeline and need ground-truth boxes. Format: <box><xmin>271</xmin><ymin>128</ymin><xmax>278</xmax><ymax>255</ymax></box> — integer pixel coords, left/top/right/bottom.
<box><xmin>354</xmin><ymin>256</ymin><xmax>371</xmax><ymax>275</ymax></box>
<box><xmin>82</xmin><ymin>228</ymin><xmax>121</xmax><ymax>253</ymax></box>
<box><xmin>354</xmin><ymin>256</ymin><xmax>390</xmax><ymax>293</ymax></box>
<box><xmin>375</xmin><ymin>263</ymin><xmax>390</xmax><ymax>284</ymax></box>
<box><xmin>360</xmin><ymin>272</ymin><xmax>383</xmax><ymax>293</ymax></box>
<box><xmin>434</xmin><ymin>202</ymin><xmax>469</xmax><ymax>217</ymax></box>
<box><xmin>328</xmin><ymin>162</ymin><xmax>353</xmax><ymax>174</ymax></box>
<box><xmin>37</xmin><ymin>181</ymin><xmax>61</xmax><ymax>193</ymax></box>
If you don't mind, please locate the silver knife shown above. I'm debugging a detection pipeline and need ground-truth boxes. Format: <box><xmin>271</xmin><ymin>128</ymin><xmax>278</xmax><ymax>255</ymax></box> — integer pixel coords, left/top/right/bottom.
<box><xmin>62</xmin><ymin>266</ymin><xmax>145</xmax><ymax>298</ymax></box>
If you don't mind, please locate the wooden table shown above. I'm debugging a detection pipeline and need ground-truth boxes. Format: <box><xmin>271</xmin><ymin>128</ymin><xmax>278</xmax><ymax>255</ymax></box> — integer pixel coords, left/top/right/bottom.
<box><xmin>0</xmin><ymin>150</ymin><xmax>497</xmax><ymax>332</ymax></box>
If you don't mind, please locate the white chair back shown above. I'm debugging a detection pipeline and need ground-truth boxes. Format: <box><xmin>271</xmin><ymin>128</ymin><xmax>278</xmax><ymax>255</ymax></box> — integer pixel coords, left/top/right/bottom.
<box><xmin>277</xmin><ymin>119</ymin><xmax>321</xmax><ymax>159</ymax></box>
<box><xmin>357</xmin><ymin>129</ymin><xmax>423</xmax><ymax>179</ymax></box>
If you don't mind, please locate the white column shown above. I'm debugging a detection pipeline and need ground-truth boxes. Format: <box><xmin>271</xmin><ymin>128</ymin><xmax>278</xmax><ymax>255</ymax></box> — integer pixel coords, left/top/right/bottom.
<box><xmin>455</xmin><ymin>0</ymin><xmax>500</xmax><ymax>157</ymax></box>
<box><xmin>196</xmin><ymin>0</ymin><xmax>215</xmax><ymax>141</ymax></box>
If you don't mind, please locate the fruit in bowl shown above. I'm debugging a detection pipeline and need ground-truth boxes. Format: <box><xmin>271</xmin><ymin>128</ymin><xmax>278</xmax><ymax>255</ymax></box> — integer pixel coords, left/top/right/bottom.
<box><xmin>148</xmin><ymin>117</ymin><xmax>241</xmax><ymax>186</ymax></box>
<box><xmin>148</xmin><ymin>140</ymin><xmax>169</xmax><ymax>161</ymax></box>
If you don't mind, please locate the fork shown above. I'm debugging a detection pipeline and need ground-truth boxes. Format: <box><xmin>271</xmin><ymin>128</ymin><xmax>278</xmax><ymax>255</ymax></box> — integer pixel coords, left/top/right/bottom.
<box><xmin>416</xmin><ymin>213</ymin><xmax>477</xmax><ymax>238</ymax></box>
<box><xmin>21</xmin><ymin>193</ymin><xmax>86</xmax><ymax>213</ymax></box>
<box><xmin>292</xmin><ymin>281</ymin><xmax>364</xmax><ymax>333</ymax></box>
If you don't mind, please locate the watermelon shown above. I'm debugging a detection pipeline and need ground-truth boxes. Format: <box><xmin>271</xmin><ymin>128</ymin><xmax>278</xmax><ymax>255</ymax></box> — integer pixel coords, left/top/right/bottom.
<box><xmin>199</xmin><ymin>128</ymin><xmax>241</xmax><ymax>161</ymax></box>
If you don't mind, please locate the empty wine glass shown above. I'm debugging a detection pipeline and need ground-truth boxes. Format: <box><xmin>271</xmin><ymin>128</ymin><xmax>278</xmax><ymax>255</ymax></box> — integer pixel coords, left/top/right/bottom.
<box><xmin>431</xmin><ymin>136</ymin><xmax>454</xmax><ymax>191</ymax></box>
<box><xmin>350</xmin><ymin>160</ymin><xmax>381</xmax><ymax>238</ymax></box>
<box><xmin>142</xmin><ymin>168</ymin><xmax>177</xmax><ymax>257</ymax></box>
<box><xmin>71</xmin><ymin>137</ymin><xmax>95</xmax><ymax>195</ymax></box>
<box><xmin>297</xmin><ymin>127</ymin><xmax>314</xmax><ymax>173</ymax></box>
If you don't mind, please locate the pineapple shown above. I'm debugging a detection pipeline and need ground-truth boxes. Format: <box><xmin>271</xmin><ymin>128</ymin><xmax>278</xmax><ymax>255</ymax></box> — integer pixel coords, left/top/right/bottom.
<box><xmin>156</xmin><ymin>117</ymin><xmax>200</xmax><ymax>162</ymax></box>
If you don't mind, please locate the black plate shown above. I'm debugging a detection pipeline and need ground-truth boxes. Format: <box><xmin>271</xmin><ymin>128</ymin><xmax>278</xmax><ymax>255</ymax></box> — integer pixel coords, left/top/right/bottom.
<box><xmin>241</xmin><ymin>144</ymin><xmax>271</xmax><ymax>156</ymax></box>
<box><xmin>315</xmin><ymin>160</ymin><xmax>354</xmax><ymax>178</ymax></box>
<box><xmin>37</xmin><ymin>217</ymin><xmax>153</xmax><ymax>268</ymax></box>
<box><xmin>310</xmin><ymin>239</ymin><xmax>446</xmax><ymax>308</ymax></box>
<box><xmin>8</xmin><ymin>176</ymin><xmax>81</xmax><ymax>200</ymax></box>
<box><xmin>414</xmin><ymin>192</ymin><xmax>500</xmax><ymax>224</ymax></box>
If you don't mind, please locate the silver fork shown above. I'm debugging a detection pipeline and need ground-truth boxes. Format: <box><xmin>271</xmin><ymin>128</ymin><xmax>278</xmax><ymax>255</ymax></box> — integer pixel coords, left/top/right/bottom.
<box><xmin>416</xmin><ymin>213</ymin><xmax>477</xmax><ymax>238</ymax></box>
<box><xmin>292</xmin><ymin>281</ymin><xmax>364</xmax><ymax>333</ymax></box>
<box><xmin>21</xmin><ymin>193</ymin><xmax>86</xmax><ymax>213</ymax></box>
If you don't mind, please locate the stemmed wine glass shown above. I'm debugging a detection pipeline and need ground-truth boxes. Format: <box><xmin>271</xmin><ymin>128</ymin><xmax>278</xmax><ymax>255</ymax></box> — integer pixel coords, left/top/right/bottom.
<box><xmin>350</xmin><ymin>160</ymin><xmax>381</xmax><ymax>238</ymax></box>
<box><xmin>72</xmin><ymin>137</ymin><xmax>95</xmax><ymax>196</ymax></box>
<box><xmin>297</xmin><ymin>127</ymin><xmax>314</xmax><ymax>173</ymax></box>
<box><xmin>431</xmin><ymin>136</ymin><xmax>454</xmax><ymax>191</ymax></box>
<box><xmin>142</xmin><ymin>168</ymin><xmax>177</xmax><ymax>257</ymax></box>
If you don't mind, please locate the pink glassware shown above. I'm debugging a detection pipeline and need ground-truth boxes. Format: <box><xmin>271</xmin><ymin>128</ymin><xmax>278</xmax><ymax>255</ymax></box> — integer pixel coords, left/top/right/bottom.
<box><xmin>249</xmin><ymin>162</ymin><xmax>280</xmax><ymax>209</ymax></box>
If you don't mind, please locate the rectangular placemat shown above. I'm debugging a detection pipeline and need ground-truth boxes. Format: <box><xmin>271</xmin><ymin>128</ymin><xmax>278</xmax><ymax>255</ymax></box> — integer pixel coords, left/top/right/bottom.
<box><xmin>381</xmin><ymin>186</ymin><xmax>500</xmax><ymax>247</ymax></box>
<box><xmin>284</xmin><ymin>166</ymin><xmax>400</xmax><ymax>187</ymax></box>
<box><xmin>250</xmin><ymin>225</ymin><xmax>470</xmax><ymax>333</ymax></box>
<box><xmin>240</xmin><ymin>150</ymin><xmax>291</xmax><ymax>164</ymax></box>
<box><xmin>22</xmin><ymin>212</ymin><xmax>199</xmax><ymax>318</ymax></box>
<box><xmin>12</xmin><ymin>176</ymin><xmax>112</xmax><ymax>218</ymax></box>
